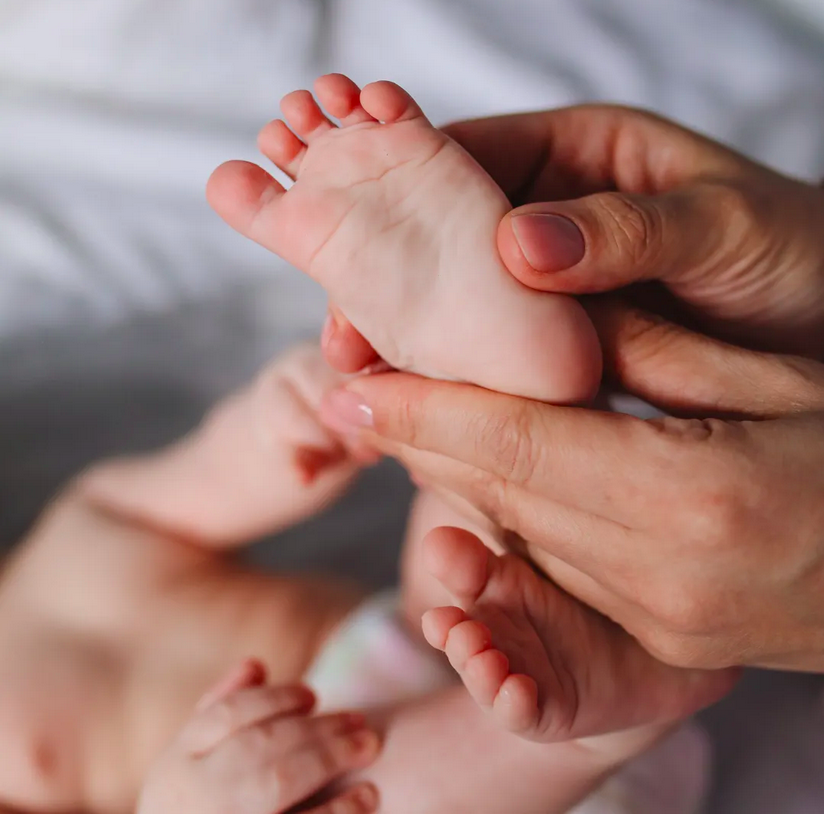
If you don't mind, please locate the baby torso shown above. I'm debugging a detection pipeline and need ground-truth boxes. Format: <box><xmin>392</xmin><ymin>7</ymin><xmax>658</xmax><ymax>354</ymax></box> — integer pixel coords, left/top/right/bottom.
<box><xmin>0</xmin><ymin>496</ymin><xmax>362</xmax><ymax>814</ymax></box>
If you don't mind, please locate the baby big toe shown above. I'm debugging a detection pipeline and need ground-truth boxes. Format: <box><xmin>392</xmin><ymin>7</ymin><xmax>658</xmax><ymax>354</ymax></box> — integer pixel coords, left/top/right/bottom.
<box><xmin>360</xmin><ymin>80</ymin><xmax>427</xmax><ymax>123</ymax></box>
<box><xmin>207</xmin><ymin>161</ymin><xmax>285</xmax><ymax>243</ymax></box>
<box><xmin>422</xmin><ymin>527</ymin><xmax>491</xmax><ymax>604</ymax></box>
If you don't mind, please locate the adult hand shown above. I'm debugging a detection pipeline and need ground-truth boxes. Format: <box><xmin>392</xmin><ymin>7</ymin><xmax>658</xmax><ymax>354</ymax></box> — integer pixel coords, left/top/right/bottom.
<box><xmin>320</xmin><ymin>300</ymin><xmax>824</xmax><ymax>673</ymax></box>
<box><xmin>323</xmin><ymin>105</ymin><xmax>824</xmax><ymax>369</ymax></box>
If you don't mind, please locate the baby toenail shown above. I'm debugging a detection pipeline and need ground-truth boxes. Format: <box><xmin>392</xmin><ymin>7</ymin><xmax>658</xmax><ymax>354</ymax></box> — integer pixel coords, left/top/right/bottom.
<box><xmin>511</xmin><ymin>213</ymin><xmax>585</xmax><ymax>273</ymax></box>
<box><xmin>324</xmin><ymin>388</ymin><xmax>374</xmax><ymax>431</ymax></box>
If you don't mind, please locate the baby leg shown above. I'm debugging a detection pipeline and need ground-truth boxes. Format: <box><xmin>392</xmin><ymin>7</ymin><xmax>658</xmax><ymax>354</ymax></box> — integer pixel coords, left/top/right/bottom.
<box><xmin>422</xmin><ymin>527</ymin><xmax>739</xmax><ymax>742</ymax></box>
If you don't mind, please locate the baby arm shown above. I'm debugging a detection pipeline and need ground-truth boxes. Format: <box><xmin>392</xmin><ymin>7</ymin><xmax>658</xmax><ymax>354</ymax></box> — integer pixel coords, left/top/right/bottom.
<box><xmin>76</xmin><ymin>342</ymin><xmax>370</xmax><ymax>549</ymax></box>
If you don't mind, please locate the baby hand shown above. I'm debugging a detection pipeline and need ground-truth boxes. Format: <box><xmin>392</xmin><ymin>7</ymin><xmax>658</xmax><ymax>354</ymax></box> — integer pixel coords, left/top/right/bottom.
<box><xmin>137</xmin><ymin>660</ymin><xmax>380</xmax><ymax>814</ymax></box>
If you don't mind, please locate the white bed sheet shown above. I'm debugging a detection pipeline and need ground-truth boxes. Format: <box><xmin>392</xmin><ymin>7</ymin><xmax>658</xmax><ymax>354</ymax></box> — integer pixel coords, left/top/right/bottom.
<box><xmin>2</xmin><ymin>2</ymin><xmax>824</xmax><ymax>811</ymax></box>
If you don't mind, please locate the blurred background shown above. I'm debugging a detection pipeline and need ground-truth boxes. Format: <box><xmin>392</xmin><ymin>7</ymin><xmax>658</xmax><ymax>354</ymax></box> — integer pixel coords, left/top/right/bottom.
<box><xmin>1</xmin><ymin>1</ymin><xmax>824</xmax><ymax>810</ymax></box>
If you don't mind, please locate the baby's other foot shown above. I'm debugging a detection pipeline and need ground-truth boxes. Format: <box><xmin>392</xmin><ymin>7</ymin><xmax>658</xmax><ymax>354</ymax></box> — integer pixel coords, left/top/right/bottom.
<box><xmin>208</xmin><ymin>75</ymin><xmax>601</xmax><ymax>403</ymax></box>
<box><xmin>138</xmin><ymin>660</ymin><xmax>380</xmax><ymax>814</ymax></box>
<box><xmin>421</xmin><ymin>528</ymin><xmax>739</xmax><ymax>742</ymax></box>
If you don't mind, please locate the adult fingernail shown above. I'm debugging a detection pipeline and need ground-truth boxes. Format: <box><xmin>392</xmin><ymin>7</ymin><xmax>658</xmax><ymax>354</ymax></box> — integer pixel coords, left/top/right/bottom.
<box><xmin>511</xmin><ymin>213</ymin><xmax>585</xmax><ymax>272</ymax></box>
<box><xmin>323</xmin><ymin>388</ymin><xmax>374</xmax><ymax>432</ymax></box>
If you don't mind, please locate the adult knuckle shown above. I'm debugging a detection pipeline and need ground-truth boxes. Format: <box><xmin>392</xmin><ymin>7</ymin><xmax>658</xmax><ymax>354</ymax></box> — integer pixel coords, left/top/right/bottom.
<box><xmin>470</xmin><ymin>404</ymin><xmax>541</xmax><ymax>486</ymax></box>
<box><xmin>608</xmin><ymin>312</ymin><xmax>689</xmax><ymax>383</ymax></box>
<box><xmin>641</xmin><ymin>625</ymin><xmax>708</xmax><ymax>669</ymax></box>
<box><xmin>644</xmin><ymin>579</ymin><xmax>713</xmax><ymax>639</ymax></box>
<box><xmin>647</xmin><ymin>418</ymin><xmax>753</xmax><ymax>546</ymax></box>
<box><xmin>597</xmin><ymin>191</ymin><xmax>663</xmax><ymax>266</ymax></box>
<box><xmin>706</xmin><ymin>180</ymin><xmax>762</xmax><ymax>228</ymax></box>
<box><xmin>698</xmin><ymin>179</ymin><xmax>770</xmax><ymax>261</ymax></box>
<box><xmin>685</xmin><ymin>441</ymin><xmax>754</xmax><ymax>549</ymax></box>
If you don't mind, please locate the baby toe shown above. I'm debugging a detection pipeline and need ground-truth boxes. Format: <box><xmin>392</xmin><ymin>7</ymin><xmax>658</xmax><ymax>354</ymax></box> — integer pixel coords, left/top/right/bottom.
<box><xmin>207</xmin><ymin>161</ymin><xmax>286</xmax><ymax>243</ymax></box>
<box><xmin>281</xmin><ymin>89</ymin><xmax>335</xmax><ymax>142</ymax></box>
<box><xmin>423</xmin><ymin>527</ymin><xmax>491</xmax><ymax>604</ymax></box>
<box><xmin>462</xmin><ymin>648</ymin><xmax>511</xmax><ymax>707</ymax></box>
<box><xmin>421</xmin><ymin>606</ymin><xmax>467</xmax><ymax>651</ymax></box>
<box><xmin>258</xmin><ymin>119</ymin><xmax>306</xmax><ymax>180</ymax></box>
<box><xmin>314</xmin><ymin>73</ymin><xmax>376</xmax><ymax>127</ymax></box>
<box><xmin>444</xmin><ymin>619</ymin><xmax>493</xmax><ymax>671</ymax></box>
<box><xmin>493</xmin><ymin>674</ymin><xmax>541</xmax><ymax>737</ymax></box>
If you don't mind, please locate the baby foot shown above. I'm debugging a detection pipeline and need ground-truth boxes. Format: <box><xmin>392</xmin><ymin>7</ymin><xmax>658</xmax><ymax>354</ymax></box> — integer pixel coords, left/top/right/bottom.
<box><xmin>137</xmin><ymin>660</ymin><xmax>380</xmax><ymax>814</ymax></box>
<box><xmin>421</xmin><ymin>528</ymin><xmax>739</xmax><ymax>742</ymax></box>
<box><xmin>208</xmin><ymin>74</ymin><xmax>601</xmax><ymax>403</ymax></box>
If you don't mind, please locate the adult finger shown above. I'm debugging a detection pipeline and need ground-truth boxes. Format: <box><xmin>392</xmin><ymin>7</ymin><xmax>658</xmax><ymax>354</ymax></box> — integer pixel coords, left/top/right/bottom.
<box><xmin>587</xmin><ymin>298</ymin><xmax>824</xmax><ymax>418</ymax></box>
<box><xmin>322</xmin><ymin>375</ymin><xmax>663</xmax><ymax>527</ymax></box>
<box><xmin>444</xmin><ymin>105</ymin><xmax>741</xmax><ymax>204</ymax></box>
<box><xmin>498</xmin><ymin>180</ymin><xmax>757</xmax><ymax>295</ymax></box>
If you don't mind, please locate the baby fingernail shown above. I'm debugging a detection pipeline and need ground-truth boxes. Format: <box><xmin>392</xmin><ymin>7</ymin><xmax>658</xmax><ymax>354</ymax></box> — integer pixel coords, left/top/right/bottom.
<box><xmin>342</xmin><ymin>712</ymin><xmax>367</xmax><ymax>730</ymax></box>
<box><xmin>354</xmin><ymin>783</ymin><xmax>379</xmax><ymax>810</ymax></box>
<box><xmin>348</xmin><ymin>729</ymin><xmax>379</xmax><ymax>754</ymax></box>
<box><xmin>323</xmin><ymin>388</ymin><xmax>374</xmax><ymax>431</ymax></box>
<box><xmin>511</xmin><ymin>213</ymin><xmax>585</xmax><ymax>273</ymax></box>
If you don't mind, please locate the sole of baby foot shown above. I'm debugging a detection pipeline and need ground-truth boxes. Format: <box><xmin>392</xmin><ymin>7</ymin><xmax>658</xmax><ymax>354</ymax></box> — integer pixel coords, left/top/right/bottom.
<box><xmin>421</xmin><ymin>526</ymin><xmax>739</xmax><ymax>743</ymax></box>
<box><xmin>207</xmin><ymin>74</ymin><xmax>601</xmax><ymax>404</ymax></box>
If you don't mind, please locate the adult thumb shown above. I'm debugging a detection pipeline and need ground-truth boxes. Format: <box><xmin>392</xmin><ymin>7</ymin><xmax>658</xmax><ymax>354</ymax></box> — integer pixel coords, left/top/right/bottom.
<box><xmin>498</xmin><ymin>184</ymin><xmax>732</xmax><ymax>296</ymax></box>
<box><xmin>587</xmin><ymin>297</ymin><xmax>824</xmax><ymax>419</ymax></box>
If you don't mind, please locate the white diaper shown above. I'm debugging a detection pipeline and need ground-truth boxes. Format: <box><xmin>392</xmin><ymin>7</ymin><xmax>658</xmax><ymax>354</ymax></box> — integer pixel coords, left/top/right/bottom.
<box><xmin>305</xmin><ymin>591</ymin><xmax>455</xmax><ymax>713</ymax></box>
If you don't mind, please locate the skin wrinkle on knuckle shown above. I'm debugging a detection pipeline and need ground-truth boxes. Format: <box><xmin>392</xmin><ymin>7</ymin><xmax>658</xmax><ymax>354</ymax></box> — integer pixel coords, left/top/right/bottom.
<box><xmin>392</xmin><ymin>389</ymin><xmax>425</xmax><ymax>448</ymax></box>
<box><xmin>608</xmin><ymin>311</ymin><xmax>686</xmax><ymax>386</ymax></box>
<box><xmin>680</xmin><ymin>433</ymin><xmax>758</xmax><ymax>557</ymax></box>
<box><xmin>469</xmin><ymin>402</ymin><xmax>542</xmax><ymax>486</ymax></box>
<box><xmin>694</xmin><ymin>178</ymin><xmax>769</xmax><ymax>273</ymax></box>
<box><xmin>597</xmin><ymin>191</ymin><xmax>663</xmax><ymax>269</ymax></box>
